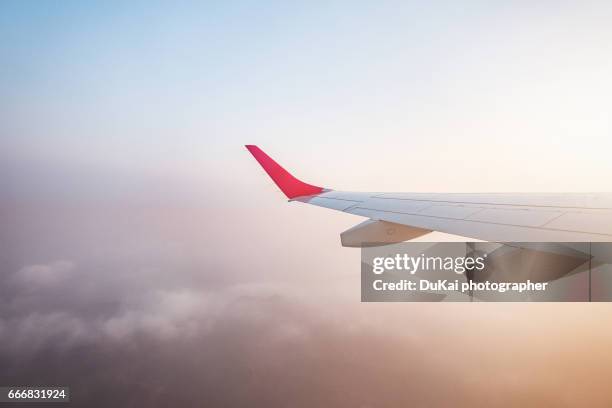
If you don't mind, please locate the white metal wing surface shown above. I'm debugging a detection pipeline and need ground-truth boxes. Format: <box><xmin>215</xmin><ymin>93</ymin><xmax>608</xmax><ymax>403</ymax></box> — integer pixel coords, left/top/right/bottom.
<box><xmin>247</xmin><ymin>145</ymin><xmax>612</xmax><ymax>243</ymax></box>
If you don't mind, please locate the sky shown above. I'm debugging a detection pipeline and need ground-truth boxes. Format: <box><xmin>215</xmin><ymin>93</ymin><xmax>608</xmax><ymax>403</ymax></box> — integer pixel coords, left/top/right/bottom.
<box><xmin>2</xmin><ymin>1</ymin><xmax>612</xmax><ymax>406</ymax></box>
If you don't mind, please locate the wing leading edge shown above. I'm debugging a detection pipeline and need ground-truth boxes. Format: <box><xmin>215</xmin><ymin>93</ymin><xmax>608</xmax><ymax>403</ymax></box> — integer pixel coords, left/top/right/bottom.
<box><xmin>246</xmin><ymin>145</ymin><xmax>612</xmax><ymax>242</ymax></box>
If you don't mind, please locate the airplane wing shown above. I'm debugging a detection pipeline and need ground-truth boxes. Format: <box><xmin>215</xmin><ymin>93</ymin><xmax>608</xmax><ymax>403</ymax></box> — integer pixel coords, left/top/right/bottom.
<box><xmin>246</xmin><ymin>145</ymin><xmax>612</xmax><ymax>244</ymax></box>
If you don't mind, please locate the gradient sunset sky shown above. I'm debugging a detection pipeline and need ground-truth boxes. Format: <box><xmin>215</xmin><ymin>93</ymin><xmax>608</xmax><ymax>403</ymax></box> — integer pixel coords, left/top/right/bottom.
<box><xmin>2</xmin><ymin>1</ymin><xmax>612</xmax><ymax>406</ymax></box>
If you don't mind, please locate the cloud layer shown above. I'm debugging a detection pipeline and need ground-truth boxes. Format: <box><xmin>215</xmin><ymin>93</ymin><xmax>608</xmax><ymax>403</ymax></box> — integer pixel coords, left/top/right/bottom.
<box><xmin>2</xmin><ymin>195</ymin><xmax>612</xmax><ymax>407</ymax></box>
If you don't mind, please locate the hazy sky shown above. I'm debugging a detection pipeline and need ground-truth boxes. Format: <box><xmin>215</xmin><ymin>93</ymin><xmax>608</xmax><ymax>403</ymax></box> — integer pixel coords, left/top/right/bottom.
<box><xmin>3</xmin><ymin>0</ymin><xmax>612</xmax><ymax>192</ymax></box>
<box><xmin>2</xmin><ymin>1</ymin><xmax>612</xmax><ymax>406</ymax></box>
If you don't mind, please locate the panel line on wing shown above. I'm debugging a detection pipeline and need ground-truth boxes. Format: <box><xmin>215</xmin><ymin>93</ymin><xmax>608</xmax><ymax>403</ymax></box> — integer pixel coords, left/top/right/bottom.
<box><xmin>369</xmin><ymin>193</ymin><xmax>612</xmax><ymax>210</ymax></box>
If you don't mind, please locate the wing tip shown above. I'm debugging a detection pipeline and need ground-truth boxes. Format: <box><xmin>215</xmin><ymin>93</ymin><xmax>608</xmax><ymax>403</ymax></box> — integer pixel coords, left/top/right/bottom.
<box><xmin>245</xmin><ymin>145</ymin><xmax>324</xmax><ymax>199</ymax></box>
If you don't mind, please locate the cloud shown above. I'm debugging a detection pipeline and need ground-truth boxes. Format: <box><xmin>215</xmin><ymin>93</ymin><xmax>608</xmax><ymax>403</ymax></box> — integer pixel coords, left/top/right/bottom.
<box><xmin>2</xmin><ymin>259</ymin><xmax>612</xmax><ymax>407</ymax></box>
<box><xmin>11</xmin><ymin>260</ymin><xmax>75</xmax><ymax>288</ymax></box>
<box><xmin>1</xmin><ymin>205</ymin><xmax>612</xmax><ymax>407</ymax></box>
<box><xmin>102</xmin><ymin>288</ymin><xmax>220</xmax><ymax>341</ymax></box>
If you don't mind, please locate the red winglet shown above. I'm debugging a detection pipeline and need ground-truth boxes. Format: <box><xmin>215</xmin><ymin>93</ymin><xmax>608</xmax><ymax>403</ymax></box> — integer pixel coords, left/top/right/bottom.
<box><xmin>245</xmin><ymin>145</ymin><xmax>324</xmax><ymax>199</ymax></box>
